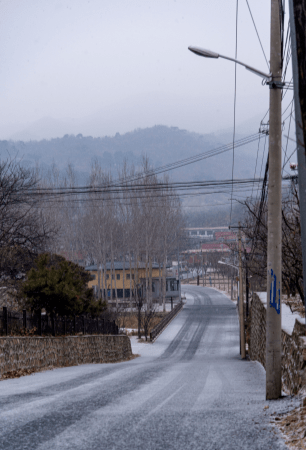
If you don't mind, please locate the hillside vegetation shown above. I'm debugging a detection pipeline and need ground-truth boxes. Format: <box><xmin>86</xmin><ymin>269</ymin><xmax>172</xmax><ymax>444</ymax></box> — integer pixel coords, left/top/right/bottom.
<box><xmin>0</xmin><ymin>125</ymin><xmax>259</xmax><ymax>185</ymax></box>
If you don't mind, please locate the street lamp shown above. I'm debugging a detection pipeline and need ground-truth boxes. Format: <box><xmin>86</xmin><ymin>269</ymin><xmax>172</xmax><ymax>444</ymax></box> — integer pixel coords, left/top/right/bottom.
<box><xmin>188</xmin><ymin>46</ymin><xmax>272</xmax><ymax>81</ymax></box>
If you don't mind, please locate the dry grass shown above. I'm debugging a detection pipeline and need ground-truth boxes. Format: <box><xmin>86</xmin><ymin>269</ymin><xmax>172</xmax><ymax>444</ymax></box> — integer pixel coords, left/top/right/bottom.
<box><xmin>119</xmin><ymin>312</ymin><xmax>166</xmax><ymax>336</ymax></box>
<box><xmin>272</xmin><ymin>400</ymin><xmax>306</xmax><ymax>449</ymax></box>
<box><xmin>282</xmin><ymin>295</ymin><xmax>305</xmax><ymax>318</ymax></box>
<box><xmin>1</xmin><ymin>367</ymin><xmax>53</xmax><ymax>380</ymax></box>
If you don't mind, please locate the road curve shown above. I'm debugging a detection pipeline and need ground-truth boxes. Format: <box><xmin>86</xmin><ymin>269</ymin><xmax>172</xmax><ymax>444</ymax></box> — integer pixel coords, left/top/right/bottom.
<box><xmin>0</xmin><ymin>287</ymin><xmax>292</xmax><ymax>450</ymax></box>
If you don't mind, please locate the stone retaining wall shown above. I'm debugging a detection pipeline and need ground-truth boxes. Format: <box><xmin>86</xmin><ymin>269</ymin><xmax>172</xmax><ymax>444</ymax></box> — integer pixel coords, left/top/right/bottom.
<box><xmin>249</xmin><ymin>293</ymin><xmax>306</xmax><ymax>394</ymax></box>
<box><xmin>0</xmin><ymin>335</ymin><xmax>133</xmax><ymax>377</ymax></box>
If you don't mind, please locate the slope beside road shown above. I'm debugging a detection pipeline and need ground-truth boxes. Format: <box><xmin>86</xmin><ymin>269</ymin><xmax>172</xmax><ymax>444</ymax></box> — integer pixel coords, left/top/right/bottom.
<box><xmin>0</xmin><ymin>286</ymin><xmax>297</xmax><ymax>450</ymax></box>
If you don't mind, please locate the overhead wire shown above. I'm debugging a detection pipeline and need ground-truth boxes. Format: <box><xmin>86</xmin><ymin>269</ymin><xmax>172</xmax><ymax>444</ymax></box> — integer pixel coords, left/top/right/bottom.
<box><xmin>282</xmin><ymin>100</ymin><xmax>294</xmax><ymax>176</ymax></box>
<box><xmin>245</xmin><ymin>0</ymin><xmax>269</xmax><ymax>69</ymax></box>
<box><xmin>251</xmin><ymin>134</ymin><xmax>263</xmax><ymax>198</ymax></box>
<box><xmin>230</xmin><ymin>0</ymin><xmax>239</xmax><ymax>226</ymax></box>
<box><xmin>35</xmin><ymin>133</ymin><xmax>262</xmax><ymax>192</ymax></box>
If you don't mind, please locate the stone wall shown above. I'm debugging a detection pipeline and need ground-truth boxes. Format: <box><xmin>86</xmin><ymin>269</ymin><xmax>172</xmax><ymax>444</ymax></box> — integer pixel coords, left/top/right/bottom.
<box><xmin>0</xmin><ymin>335</ymin><xmax>133</xmax><ymax>377</ymax></box>
<box><xmin>249</xmin><ymin>293</ymin><xmax>266</xmax><ymax>368</ymax></box>
<box><xmin>248</xmin><ymin>293</ymin><xmax>306</xmax><ymax>394</ymax></box>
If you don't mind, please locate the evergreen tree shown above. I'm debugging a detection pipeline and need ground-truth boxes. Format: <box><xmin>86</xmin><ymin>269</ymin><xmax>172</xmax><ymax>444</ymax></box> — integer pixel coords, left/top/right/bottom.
<box><xmin>22</xmin><ymin>253</ymin><xmax>105</xmax><ymax>319</ymax></box>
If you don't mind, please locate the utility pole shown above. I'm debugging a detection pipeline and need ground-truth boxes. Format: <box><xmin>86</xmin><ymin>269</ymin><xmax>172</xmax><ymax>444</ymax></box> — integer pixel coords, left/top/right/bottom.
<box><xmin>238</xmin><ymin>224</ymin><xmax>246</xmax><ymax>359</ymax></box>
<box><xmin>177</xmin><ymin>247</ymin><xmax>181</xmax><ymax>303</ymax></box>
<box><xmin>202</xmin><ymin>251</ymin><xmax>205</xmax><ymax>287</ymax></box>
<box><xmin>288</xmin><ymin>0</ymin><xmax>306</xmax><ymax>321</ymax></box>
<box><xmin>266</xmin><ymin>0</ymin><xmax>283</xmax><ymax>400</ymax></box>
<box><xmin>244</xmin><ymin>249</ymin><xmax>249</xmax><ymax>318</ymax></box>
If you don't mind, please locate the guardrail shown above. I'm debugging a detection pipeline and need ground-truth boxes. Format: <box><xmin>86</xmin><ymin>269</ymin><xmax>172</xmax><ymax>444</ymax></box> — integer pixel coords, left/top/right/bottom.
<box><xmin>150</xmin><ymin>301</ymin><xmax>184</xmax><ymax>342</ymax></box>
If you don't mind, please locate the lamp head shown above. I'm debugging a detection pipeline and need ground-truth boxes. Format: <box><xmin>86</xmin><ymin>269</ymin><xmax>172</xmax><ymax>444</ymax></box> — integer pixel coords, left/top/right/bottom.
<box><xmin>188</xmin><ymin>46</ymin><xmax>219</xmax><ymax>58</ymax></box>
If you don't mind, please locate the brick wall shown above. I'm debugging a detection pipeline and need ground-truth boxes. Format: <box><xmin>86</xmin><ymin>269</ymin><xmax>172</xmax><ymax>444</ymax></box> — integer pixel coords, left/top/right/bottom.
<box><xmin>0</xmin><ymin>335</ymin><xmax>133</xmax><ymax>377</ymax></box>
<box><xmin>249</xmin><ymin>293</ymin><xmax>306</xmax><ymax>394</ymax></box>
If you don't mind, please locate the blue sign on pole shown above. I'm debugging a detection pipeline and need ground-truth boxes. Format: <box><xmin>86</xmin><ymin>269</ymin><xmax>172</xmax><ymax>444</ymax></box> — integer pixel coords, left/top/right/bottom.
<box><xmin>269</xmin><ymin>269</ymin><xmax>280</xmax><ymax>314</ymax></box>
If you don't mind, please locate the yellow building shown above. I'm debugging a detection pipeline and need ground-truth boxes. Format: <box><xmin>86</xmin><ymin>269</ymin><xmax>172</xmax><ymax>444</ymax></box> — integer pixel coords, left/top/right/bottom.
<box><xmin>85</xmin><ymin>262</ymin><xmax>161</xmax><ymax>299</ymax></box>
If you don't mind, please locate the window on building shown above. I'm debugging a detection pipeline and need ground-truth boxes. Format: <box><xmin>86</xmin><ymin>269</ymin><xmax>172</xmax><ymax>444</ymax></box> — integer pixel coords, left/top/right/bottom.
<box><xmin>106</xmin><ymin>274</ymin><xmax>109</xmax><ymax>280</ymax></box>
<box><xmin>112</xmin><ymin>274</ymin><xmax>115</xmax><ymax>280</ymax></box>
<box><xmin>126</xmin><ymin>274</ymin><xmax>130</xmax><ymax>280</ymax></box>
<box><xmin>116</xmin><ymin>274</ymin><xmax>120</xmax><ymax>280</ymax></box>
<box><xmin>170</xmin><ymin>280</ymin><xmax>176</xmax><ymax>291</ymax></box>
<box><xmin>91</xmin><ymin>274</ymin><xmax>96</xmax><ymax>280</ymax></box>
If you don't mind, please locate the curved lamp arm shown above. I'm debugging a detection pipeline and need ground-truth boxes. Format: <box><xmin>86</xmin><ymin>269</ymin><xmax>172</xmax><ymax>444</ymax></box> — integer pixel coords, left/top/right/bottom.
<box><xmin>188</xmin><ymin>46</ymin><xmax>272</xmax><ymax>81</ymax></box>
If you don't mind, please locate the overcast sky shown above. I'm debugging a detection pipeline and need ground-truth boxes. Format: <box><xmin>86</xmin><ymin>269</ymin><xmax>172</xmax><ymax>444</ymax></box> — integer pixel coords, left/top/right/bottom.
<box><xmin>0</xmin><ymin>0</ymin><xmax>293</xmax><ymax>139</ymax></box>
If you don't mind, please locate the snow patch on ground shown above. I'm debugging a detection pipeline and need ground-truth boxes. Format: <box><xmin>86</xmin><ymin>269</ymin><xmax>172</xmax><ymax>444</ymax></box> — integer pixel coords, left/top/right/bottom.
<box><xmin>256</xmin><ymin>292</ymin><xmax>304</xmax><ymax>336</ymax></box>
<box><xmin>130</xmin><ymin>304</ymin><xmax>186</xmax><ymax>358</ymax></box>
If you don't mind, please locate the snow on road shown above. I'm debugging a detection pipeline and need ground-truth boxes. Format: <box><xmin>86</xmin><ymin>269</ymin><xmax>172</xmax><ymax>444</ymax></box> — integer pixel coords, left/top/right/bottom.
<box><xmin>0</xmin><ymin>286</ymin><xmax>297</xmax><ymax>450</ymax></box>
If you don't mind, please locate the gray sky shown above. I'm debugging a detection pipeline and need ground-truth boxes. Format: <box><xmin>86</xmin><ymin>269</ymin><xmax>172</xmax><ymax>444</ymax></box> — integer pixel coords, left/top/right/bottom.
<box><xmin>0</xmin><ymin>0</ymin><xmax>292</xmax><ymax>139</ymax></box>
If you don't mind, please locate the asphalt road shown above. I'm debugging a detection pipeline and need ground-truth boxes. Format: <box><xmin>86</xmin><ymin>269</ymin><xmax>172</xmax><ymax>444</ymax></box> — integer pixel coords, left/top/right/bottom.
<box><xmin>0</xmin><ymin>286</ymin><xmax>295</xmax><ymax>450</ymax></box>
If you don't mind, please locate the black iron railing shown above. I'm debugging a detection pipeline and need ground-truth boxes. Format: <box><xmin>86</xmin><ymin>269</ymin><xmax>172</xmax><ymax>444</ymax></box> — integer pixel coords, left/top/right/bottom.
<box><xmin>0</xmin><ymin>307</ymin><xmax>118</xmax><ymax>337</ymax></box>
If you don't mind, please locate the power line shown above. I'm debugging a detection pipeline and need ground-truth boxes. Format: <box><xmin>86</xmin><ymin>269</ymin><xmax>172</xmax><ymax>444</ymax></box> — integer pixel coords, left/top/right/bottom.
<box><xmin>245</xmin><ymin>0</ymin><xmax>270</xmax><ymax>69</ymax></box>
<box><xmin>251</xmin><ymin>134</ymin><xmax>263</xmax><ymax>198</ymax></box>
<box><xmin>230</xmin><ymin>0</ymin><xmax>239</xmax><ymax>227</ymax></box>
<box><xmin>282</xmin><ymin>100</ymin><xmax>294</xmax><ymax>176</ymax></box>
<box><xmin>35</xmin><ymin>133</ymin><xmax>262</xmax><ymax>192</ymax></box>
<box><xmin>282</xmin><ymin>147</ymin><xmax>297</xmax><ymax>171</ymax></box>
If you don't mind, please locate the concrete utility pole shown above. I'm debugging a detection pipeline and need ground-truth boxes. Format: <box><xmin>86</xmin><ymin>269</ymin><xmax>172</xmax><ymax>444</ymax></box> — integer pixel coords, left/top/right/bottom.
<box><xmin>288</xmin><ymin>0</ymin><xmax>306</xmax><ymax>321</ymax></box>
<box><xmin>244</xmin><ymin>249</ymin><xmax>249</xmax><ymax>318</ymax></box>
<box><xmin>266</xmin><ymin>0</ymin><xmax>283</xmax><ymax>400</ymax></box>
<box><xmin>238</xmin><ymin>225</ymin><xmax>246</xmax><ymax>359</ymax></box>
<box><xmin>177</xmin><ymin>247</ymin><xmax>181</xmax><ymax>303</ymax></box>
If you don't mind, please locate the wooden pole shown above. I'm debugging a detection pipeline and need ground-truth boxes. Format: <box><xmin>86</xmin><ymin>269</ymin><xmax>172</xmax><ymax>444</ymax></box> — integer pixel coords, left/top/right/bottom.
<box><xmin>239</xmin><ymin>224</ymin><xmax>246</xmax><ymax>358</ymax></box>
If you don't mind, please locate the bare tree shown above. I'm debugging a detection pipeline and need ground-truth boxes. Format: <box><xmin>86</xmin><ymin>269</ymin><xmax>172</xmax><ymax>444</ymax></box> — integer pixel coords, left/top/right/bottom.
<box><xmin>242</xmin><ymin>181</ymin><xmax>304</xmax><ymax>301</ymax></box>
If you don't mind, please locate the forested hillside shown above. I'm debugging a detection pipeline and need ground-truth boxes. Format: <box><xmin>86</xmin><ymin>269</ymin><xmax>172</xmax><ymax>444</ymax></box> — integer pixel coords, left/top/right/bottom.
<box><xmin>0</xmin><ymin>125</ymin><xmax>259</xmax><ymax>185</ymax></box>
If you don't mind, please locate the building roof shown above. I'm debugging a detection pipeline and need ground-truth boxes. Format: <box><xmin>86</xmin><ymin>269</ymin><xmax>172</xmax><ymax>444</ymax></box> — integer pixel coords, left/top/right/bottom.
<box><xmin>201</xmin><ymin>242</ymin><xmax>231</xmax><ymax>252</ymax></box>
<box><xmin>214</xmin><ymin>231</ymin><xmax>237</xmax><ymax>241</ymax></box>
<box><xmin>185</xmin><ymin>227</ymin><xmax>229</xmax><ymax>231</ymax></box>
<box><xmin>85</xmin><ymin>262</ymin><xmax>164</xmax><ymax>271</ymax></box>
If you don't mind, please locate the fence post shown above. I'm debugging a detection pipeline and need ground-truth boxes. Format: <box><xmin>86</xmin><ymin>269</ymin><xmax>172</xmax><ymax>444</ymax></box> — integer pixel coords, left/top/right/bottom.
<box><xmin>171</xmin><ymin>297</ymin><xmax>173</xmax><ymax>311</ymax></box>
<box><xmin>64</xmin><ymin>316</ymin><xmax>66</xmax><ymax>336</ymax></box>
<box><xmin>37</xmin><ymin>310</ymin><xmax>42</xmax><ymax>336</ymax></box>
<box><xmin>83</xmin><ymin>316</ymin><xmax>86</xmax><ymax>335</ymax></box>
<box><xmin>74</xmin><ymin>315</ymin><xmax>76</xmax><ymax>334</ymax></box>
<box><xmin>23</xmin><ymin>309</ymin><xmax>27</xmax><ymax>329</ymax></box>
<box><xmin>3</xmin><ymin>307</ymin><xmax>8</xmax><ymax>336</ymax></box>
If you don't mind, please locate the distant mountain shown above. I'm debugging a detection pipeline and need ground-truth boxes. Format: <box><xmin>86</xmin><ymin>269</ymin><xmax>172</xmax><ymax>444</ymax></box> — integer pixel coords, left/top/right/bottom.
<box><xmin>0</xmin><ymin>91</ymin><xmax>236</xmax><ymax>141</ymax></box>
<box><xmin>0</xmin><ymin>126</ymin><xmax>261</xmax><ymax>188</ymax></box>
<box><xmin>1</xmin><ymin>125</ymin><xmax>275</xmax><ymax>214</ymax></box>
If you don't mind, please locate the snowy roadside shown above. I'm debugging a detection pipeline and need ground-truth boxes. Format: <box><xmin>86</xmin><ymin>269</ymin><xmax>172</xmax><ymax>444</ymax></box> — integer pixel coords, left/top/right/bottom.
<box><xmin>256</xmin><ymin>292</ymin><xmax>304</xmax><ymax>336</ymax></box>
<box><xmin>270</xmin><ymin>395</ymin><xmax>306</xmax><ymax>450</ymax></box>
<box><xmin>253</xmin><ymin>292</ymin><xmax>306</xmax><ymax>449</ymax></box>
<box><xmin>129</xmin><ymin>303</ymin><xmax>187</xmax><ymax>358</ymax></box>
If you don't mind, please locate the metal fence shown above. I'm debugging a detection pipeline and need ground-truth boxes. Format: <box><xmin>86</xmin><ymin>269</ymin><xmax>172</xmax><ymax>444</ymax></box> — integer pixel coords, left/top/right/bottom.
<box><xmin>0</xmin><ymin>307</ymin><xmax>118</xmax><ymax>337</ymax></box>
<box><xmin>150</xmin><ymin>301</ymin><xmax>184</xmax><ymax>342</ymax></box>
